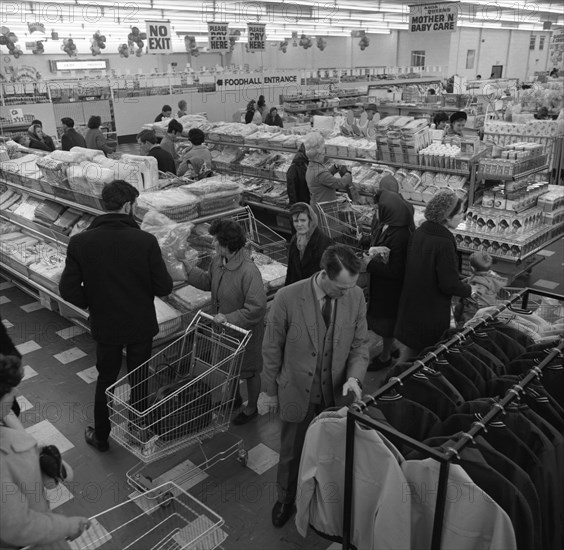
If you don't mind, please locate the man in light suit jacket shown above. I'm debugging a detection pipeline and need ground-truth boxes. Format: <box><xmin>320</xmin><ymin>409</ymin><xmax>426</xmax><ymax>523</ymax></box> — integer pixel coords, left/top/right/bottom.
<box><xmin>262</xmin><ymin>244</ymin><xmax>369</xmax><ymax>528</ymax></box>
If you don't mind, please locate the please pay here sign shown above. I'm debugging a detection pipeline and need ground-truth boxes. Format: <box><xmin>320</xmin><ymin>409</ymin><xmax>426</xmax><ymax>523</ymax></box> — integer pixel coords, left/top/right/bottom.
<box><xmin>409</xmin><ymin>2</ymin><xmax>458</xmax><ymax>33</ymax></box>
<box><xmin>146</xmin><ymin>21</ymin><xmax>173</xmax><ymax>53</ymax></box>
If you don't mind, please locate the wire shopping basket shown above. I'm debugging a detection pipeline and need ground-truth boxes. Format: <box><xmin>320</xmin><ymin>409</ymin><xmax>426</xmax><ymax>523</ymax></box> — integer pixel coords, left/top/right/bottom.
<box><xmin>316</xmin><ymin>196</ymin><xmax>364</xmax><ymax>250</ymax></box>
<box><xmin>107</xmin><ymin>311</ymin><xmax>251</xmax><ymax>463</ymax></box>
<box><xmin>31</xmin><ymin>482</ymin><xmax>225</xmax><ymax>550</ymax></box>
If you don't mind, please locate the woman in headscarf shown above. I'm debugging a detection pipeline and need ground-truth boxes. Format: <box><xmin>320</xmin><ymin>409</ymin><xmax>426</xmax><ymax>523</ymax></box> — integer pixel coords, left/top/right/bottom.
<box><xmin>27</xmin><ymin>124</ymin><xmax>55</xmax><ymax>152</ymax></box>
<box><xmin>365</xmin><ymin>189</ymin><xmax>414</xmax><ymax>370</ymax></box>
<box><xmin>285</xmin><ymin>202</ymin><xmax>333</xmax><ymax>286</ymax></box>
<box><xmin>286</xmin><ymin>143</ymin><xmax>310</xmax><ymax>205</ymax></box>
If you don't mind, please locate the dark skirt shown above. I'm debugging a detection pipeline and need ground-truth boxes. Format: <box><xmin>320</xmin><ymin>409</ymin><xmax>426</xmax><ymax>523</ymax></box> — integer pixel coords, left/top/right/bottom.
<box><xmin>368</xmin><ymin>315</ymin><xmax>397</xmax><ymax>338</ymax></box>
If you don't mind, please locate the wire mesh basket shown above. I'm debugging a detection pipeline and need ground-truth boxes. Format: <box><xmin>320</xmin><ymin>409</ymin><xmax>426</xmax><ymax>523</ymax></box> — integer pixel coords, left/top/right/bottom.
<box><xmin>107</xmin><ymin>311</ymin><xmax>251</xmax><ymax>463</ymax></box>
<box><xmin>62</xmin><ymin>482</ymin><xmax>225</xmax><ymax>550</ymax></box>
<box><xmin>316</xmin><ymin>196</ymin><xmax>364</xmax><ymax>250</ymax></box>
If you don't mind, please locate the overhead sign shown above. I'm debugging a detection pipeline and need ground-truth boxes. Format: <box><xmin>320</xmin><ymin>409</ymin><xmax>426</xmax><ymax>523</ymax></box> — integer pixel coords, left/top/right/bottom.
<box><xmin>409</xmin><ymin>2</ymin><xmax>458</xmax><ymax>33</ymax></box>
<box><xmin>216</xmin><ymin>71</ymin><xmax>299</xmax><ymax>90</ymax></box>
<box><xmin>550</xmin><ymin>29</ymin><xmax>564</xmax><ymax>67</ymax></box>
<box><xmin>146</xmin><ymin>21</ymin><xmax>172</xmax><ymax>53</ymax></box>
<box><xmin>51</xmin><ymin>59</ymin><xmax>109</xmax><ymax>71</ymax></box>
<box><xmin>247</xmin><ymin>23</ymin><xmax>266</xmax><ymax>51</ymax></box>
<box><xmin>27</xmin><ymin>22</ymin><xmax>45</xmax><ymax>34</ymax></box>
<box><xmin>208</xmin><ymin>22</ymin><xmax>229</xmax><ymax>52</ymax></box>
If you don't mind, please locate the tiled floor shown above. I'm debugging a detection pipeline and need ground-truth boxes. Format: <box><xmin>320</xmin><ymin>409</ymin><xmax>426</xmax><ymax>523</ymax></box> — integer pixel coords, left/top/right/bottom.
<box><xmin>1</xmin><ymin>238</ymin><xmax>561</xmax><ymax>549</ymax></box>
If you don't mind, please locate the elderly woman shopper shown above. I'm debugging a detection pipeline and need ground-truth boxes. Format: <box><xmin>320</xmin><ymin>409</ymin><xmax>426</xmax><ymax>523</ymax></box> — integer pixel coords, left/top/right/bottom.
<box><xmin>184</xmin><ymin>219</ymin><xmax>267</xmax><ymax>425</ymax></box>
<box><xmin>395</xmin><ymin>189</ymin><xmax>474</xmax><ymax>362</ymax></box>
<box><xmin>0</xmin><ymin>354</ymin><xmax>91</xmax><ymax>549</ymax></box>
<box><xmin>364</xmin><ymin>189</ymin><xmax>414</xmax><ymax>370</ymax></box>
<box><xmin>285</xmin><ymin>202</ymin><xmax>333</xmax><ymax>286</ymax></box>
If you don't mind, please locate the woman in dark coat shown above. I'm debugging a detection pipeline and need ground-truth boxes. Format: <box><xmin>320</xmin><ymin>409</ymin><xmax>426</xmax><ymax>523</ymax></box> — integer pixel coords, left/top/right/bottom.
<box><xmin>265</xmin><ymin>107</ymin><xmax>283</xmax><ymax>128</ymax></box>
<box><xmin>285</xmin><ymin>202</ymin><xmax>333</xmax><ymax>286</ymax></box>
<box><xmin>286</xmin><ymin>144</ymin><xmax>310</xmax><ymax>204</ymax></box>
<box><xmin>365</xmin><ymin>189</ymin><xmax>413</xmax><ymax>370</ymax></box>
<box><xmin>395</xmin><ymin>189</ymin><xmax>473</xmax><ymax>362</ymax></box>
<box><xmin>185</xmin><ymin>219</ymin><xmax>267</xmax><ymax>425</ymax></box>
<box><xmin>27</xmin><ymin>124</ymin><xmax>55</xmax><ymax>151</ymax></box>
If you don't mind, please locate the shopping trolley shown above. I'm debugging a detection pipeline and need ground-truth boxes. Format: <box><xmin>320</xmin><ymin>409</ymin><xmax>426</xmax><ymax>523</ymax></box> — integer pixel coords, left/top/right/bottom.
<box><xmin>106</xmin><ymin>312</ymin><xmax>251</xmax><ymax>478</ymax></box>
<box><xmin>21</xmin><ymin>482</ymin><xmax>226</xmax><ymax>550</ymax></box>
<box><xmin>316</xmin><ymin>196</ymin><xmax>365</xmax><ymax>250</ymax></box>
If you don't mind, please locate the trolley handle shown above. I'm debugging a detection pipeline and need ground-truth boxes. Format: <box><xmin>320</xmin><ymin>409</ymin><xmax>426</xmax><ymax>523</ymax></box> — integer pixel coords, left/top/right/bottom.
<box><xmin>197</xmin><ymin>310</ymin><xmax>251</xmax><ymax>336</ymax></box>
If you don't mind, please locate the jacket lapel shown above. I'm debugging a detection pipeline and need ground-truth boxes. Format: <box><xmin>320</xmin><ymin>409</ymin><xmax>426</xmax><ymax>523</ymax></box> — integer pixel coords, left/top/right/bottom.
<box><xmin>301</xmin><ymin>277</ymin><xmax>319</xmax><ymax>351</ymax></box>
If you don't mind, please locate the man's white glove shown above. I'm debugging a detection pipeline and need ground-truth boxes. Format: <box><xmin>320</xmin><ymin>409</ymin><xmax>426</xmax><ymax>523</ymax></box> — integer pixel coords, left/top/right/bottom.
<box><xmin>261</xmin><ymin>393</ymin><xmax>279</xmax><ymax>414</ymax></box>
<box><xmin>342</xmin><ymin>377</ymin><xmax>362</xmax><ymax>402</ymax></box>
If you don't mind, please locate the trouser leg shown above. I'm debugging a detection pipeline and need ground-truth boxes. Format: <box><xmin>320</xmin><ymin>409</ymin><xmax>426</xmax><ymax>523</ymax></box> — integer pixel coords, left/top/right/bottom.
<box><xmin>276</xmin><ymin>402</ymin><xmax>318</xmax><ymax>504</ymax></box>
<box><xmin>125</xmin><ymin>340</ymin><xmax>153</xmax><ymax>416</ymax></box>
<box><xmin>94</xmin><ymin>342</ymin><xmax>123</xmax><ymax>441</ymax></box>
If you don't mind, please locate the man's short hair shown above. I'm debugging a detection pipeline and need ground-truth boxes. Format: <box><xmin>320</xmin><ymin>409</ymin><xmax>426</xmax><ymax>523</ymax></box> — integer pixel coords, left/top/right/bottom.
<box><xmin>320</xmin><ymin>244</ymin><xmax>361</xmax><ymax>279</ymax></box>
<box><xmin>188</xmin><ymin>128</ymin><xmax>205</xmax><ymax>146</ymax></box>
<box><xmin>101</xmin><ymin>180</ymin><xmax>140</xmax><ymax>211</ymax></box>
<box><xmin>162</xmin><ymin>105</ymin><xmax>172</xmax><ymax>112</ymax></box>
<box><xmin>167</xmin><ymin>119</ymin><xmax>183</xmax><ymax>135</ymax></box>
<box><xmin>450</xmin><ymin>111</ymin><xmax>468</xmax><ymax>124</ymax></box>
<box><xmin>136</xmin><ymin>129</ymin><xmax>157</xmax><ymax>145</ymax></box>
<box><xmin>61</xmin><ymin>117</ymin><xmax>74</xmax><ymax>128</ymax></box>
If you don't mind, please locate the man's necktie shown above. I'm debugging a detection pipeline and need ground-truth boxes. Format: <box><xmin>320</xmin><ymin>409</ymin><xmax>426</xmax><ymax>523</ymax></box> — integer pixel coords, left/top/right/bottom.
<box><xmin>322</xmin><ymin>295</ymin><xmax>332</xmax><ymax>329</ymax></box>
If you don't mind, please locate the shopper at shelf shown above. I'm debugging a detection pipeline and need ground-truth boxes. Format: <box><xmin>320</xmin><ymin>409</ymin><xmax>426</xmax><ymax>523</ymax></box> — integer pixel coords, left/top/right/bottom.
<box><xmin>160</xmin><ymin>119</ymin><xmax>183</xmax><ymax>161</ymax></box>
<box><xmin>27</xmin><ymin>123</ymin><xmax>55</xmax><ymax>152</ymax></box>
<box><xmin>476</xmin><ymin>74</ymin><xmax>482</xmax><ymax>80</ymax></box>
<box><xmin>304</xmin><ymin>133</ymin><xmax>354</xmax><ymax>230</ymax></box>
<box><xmin>137</xmin><ymin>128</ymin><xmax>176</xmax><ymax>175</ymax></box>
<box><xmin>364</xmin><ymin>103</ymin><xmax>380</xmax><ymax>122</ymax></box>
<box><xmin>394</xmin><ymin>189</ymin><xmax>474</xmax><ymax>362</ymax></box>
<box><xmin>85</xmin><ymin>115</ymin><xmax>116</xmax><ymax>156</ymax></box>
<box><xmin>14</xmin><ymin>134</ymin><xmax>49</xmax><ymax>152</ymax></box>
<box><xmin>534</xmin><ymin>106</ymin><xmax>550</xmax><ymax>120</ymax></box>
<box><xmin>363</xmin><ymin>189</ymin><xmax>414</xmax><ymax>371</ymax></box>
<box><xmin>183</xmin><ymin>219</ymin><xmax>266</xmax><ymax>425</ymax></box>
<box><xmin>60</xmin><ymin>117</ymin><xmax>87</xmax><ymax>151</ymax></box>
<box><xmin>549</xmin><ymin>67</ymin><xmax>559</xmax><ymax>78</ymax></box>
<box><xmin>177</xmin><ymin>99</ymin><xmax>188</xmax><ymax>118</ymax></box>
<box><xmin>257</xmin><ymin>94</ymin><xmax>268</xmax><ymax>121</ymax></box>
<box><xmin>262</xmin><ymin>244</ymin><xmax>368</xmax><ymax>528</ymax></box>
<box><xmin>286</xmin><ymin>143</ymin><xmax>311</xmax><ymax>205</ymax></box>
<box><xmin>265</xmin><ymin>107</ymin><xmax>283</xmax><ymax>128</ymax></box>
<box><xmin>0</xmin><ymin>354</ymin><xmax>92</xmax><ymax>548</ymax></box>
<box><xmin>177</xmin><ymin>128</ymin><xmax>213</xmax><ymax>179</ymax></box>
<box><xmin>376</xmin><ymin>175</ymin><xmax>415</xmax><ymax>231</ymax></box>
<box><xmin>285</xmin><ymin>202</ymin><xmax>333</xmax><ymax>286</ymax></box>
<box><xmin>59</xmin><ymin>180</ymin><xmax>173</xmax><ymax>453</ymax></box>
<box><xmin>445</xmin><ymin>111</ymin><xmax>468</xmax><ymax>137</ymax></box>
<box><xmin>154</xmin><ymin>104</ymin><xmax>172</xmax><ymax>122</ymax></box>
<box><xmin>244</xmin><ymin>100</ymin><xmax>258</xmax><ymax>124</ymax></box>
<box><xmin>432</xmin><ymin>111</ymin><xmax>450</xmax><ymax>130</ymax></box>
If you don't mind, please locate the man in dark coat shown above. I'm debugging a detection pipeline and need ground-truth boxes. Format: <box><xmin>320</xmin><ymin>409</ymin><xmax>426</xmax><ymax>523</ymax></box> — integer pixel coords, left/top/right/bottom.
<box><xmin>286</xmin><ymin>144</ymin><xmax>311</xmax><ymax>204</ymax></box>
<box><xmin>137</xmin><ymin>129</ymin><xmax>176</xmax><ymax>175</ymax></box>
<box><xmin>285</xmin><ymin>202</ymin><xmax>333</xmax><ymax>286</ymax></box>
<box><xmin>59</xmin><ymin>180</ymin><xmax>173</xmax><ymax>452</ymax></box>
<box><xmin>60</xmin><ymin>117</ymin><xmax>87</xmax><ymax>151</ymax></box>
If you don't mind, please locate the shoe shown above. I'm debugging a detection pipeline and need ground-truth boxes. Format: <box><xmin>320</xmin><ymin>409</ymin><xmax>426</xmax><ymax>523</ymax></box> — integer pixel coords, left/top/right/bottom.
<box><xmin>232</xmin><ymin>409</ymin><xmax>258</xmax><ymax>426</ymax></box>
<box><xmin>233</xmin><ymin>394</ymin><xmax>243</xmax><ymax>409</ymax></box>
<box><xmin>367</xmin><ymin>355</ymin><xmax>392</xmax><ymax>372</ymax></box>
<box><xmin>84</xmin><ymin>427</ymin><xmax>109</xmax><ymax>452</ymax></box>
<box><xmin>272</xmin><ymin>501</ymin><xmax>295</xmax><ymax>527</ymax></box>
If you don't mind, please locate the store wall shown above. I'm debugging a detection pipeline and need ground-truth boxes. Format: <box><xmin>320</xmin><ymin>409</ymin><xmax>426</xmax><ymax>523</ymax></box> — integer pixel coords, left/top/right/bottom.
<box><xmin>396</xmin><ymin>30</ymin><xmax>454</xmax><ymax>70</ymax></box>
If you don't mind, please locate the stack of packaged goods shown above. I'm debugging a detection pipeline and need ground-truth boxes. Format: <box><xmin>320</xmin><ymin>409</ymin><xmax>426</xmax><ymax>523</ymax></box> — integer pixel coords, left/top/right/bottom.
<box><xmin>538</xmin><ymin>185</ymin><xmax>564</xmax><ymax>236</ymax></box>
<box><xmin>251</xmin><ymin>251</ymin><xmax>287</xmax><ymax>291</ymax></box>
<box><xmin>136</xmin><ymin>188</ymin><xmax>201</xmax><ymax>222</ymax></box>
<box><xmin>400</xmin><ymin>119</ymin><xmax>431</xmax><ymax>164</ymax></box>
<box><xmin>479</xmin><ymin>142</ymin><xmax>548</xmax><ymax>178</ymax></box>
<box><xmin>143</xmin><ymin>113</ymin><xmax>210</xmax><ymax>136</ymax></box>
<box><xmin>179</xmin><ymin>177</ymin><xmax>244</xmax><ymax>217</ymax></box>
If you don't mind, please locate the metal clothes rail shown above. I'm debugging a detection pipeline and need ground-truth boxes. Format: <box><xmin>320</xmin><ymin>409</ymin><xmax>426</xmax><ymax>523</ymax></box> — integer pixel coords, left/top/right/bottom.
<box><xmin>342</xmin><ymin>287</ymin><xmax>564</xmax><ymax>550</ymax></box>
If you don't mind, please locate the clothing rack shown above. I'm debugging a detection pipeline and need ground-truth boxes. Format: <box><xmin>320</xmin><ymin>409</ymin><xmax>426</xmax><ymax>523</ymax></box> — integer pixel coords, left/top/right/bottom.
<box><xmin>342</xmin><ymin>287</ymin><xmax>564</xmax><ymax>550</ymax></box>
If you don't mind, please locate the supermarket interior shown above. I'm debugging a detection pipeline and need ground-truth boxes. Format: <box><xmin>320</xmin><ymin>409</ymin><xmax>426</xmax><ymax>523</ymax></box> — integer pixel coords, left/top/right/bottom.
<box><xmin>0</xmin><ymin>1</ymin><xmax>564</xmax><ymax>549</ymax></box>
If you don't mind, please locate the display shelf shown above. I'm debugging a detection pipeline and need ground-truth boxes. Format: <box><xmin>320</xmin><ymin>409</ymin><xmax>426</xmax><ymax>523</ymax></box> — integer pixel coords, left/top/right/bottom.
<box><xmin>0</xmin><ymin>178</ymin><xmax>104</xmax><ymax>216</ymax></box>
<box><xmin>0</xmin><ymin>212</ymin><xmax>69</xmax><ymax>247</ymax></box>
<box><xmin>478</xmin><ymin>165</ymin><xmax>549</xmax><ymax>182</ymax></box>
<box><xmin>281</xmin><ymin>90</ymin><xmax>366</xmax><ymax>103</ymax></box>
<box><xmin>284</xmin><ymin>103</ymin><xmax>364</xmax><ymax>113</ymax></box>
<box><xmin>368</xmin><ymin>77</ymin><xmax>442</xmax><ymax>89</ymax></box>
<box><xmin>373</xmin><ymin>160</ymin><xmax>471</xmax><ymax>176</ymax></box>
<box><xmin>208</xmin><ymin>139</ymin><xmax>298</xmax><ymax>153</ymax></box>
<box><xmin>0</xmin><ymin>262</ymin><xmax>89</xmax><ymax>321</ymax></box>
